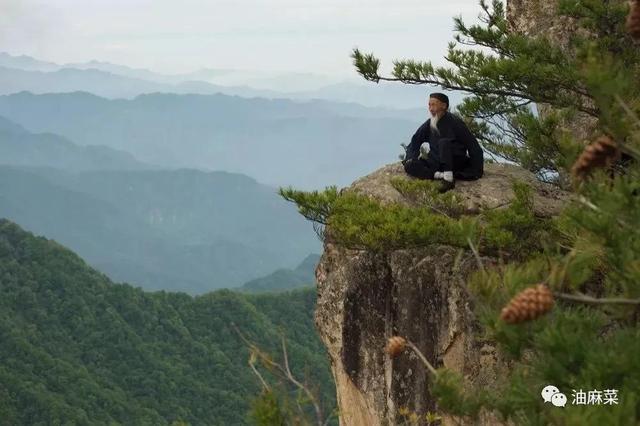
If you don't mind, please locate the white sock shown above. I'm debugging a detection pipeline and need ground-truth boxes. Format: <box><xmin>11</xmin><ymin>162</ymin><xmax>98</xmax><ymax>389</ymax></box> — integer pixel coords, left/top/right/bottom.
<box><xmin>443</xmin><ymin>171</ymin><xmax>454</xmax><ymax>182</ymax></box>
<box><xmin>434</xmin><ymin>172</ymin><xmax>443</xmax><ymax>179</ymax></box>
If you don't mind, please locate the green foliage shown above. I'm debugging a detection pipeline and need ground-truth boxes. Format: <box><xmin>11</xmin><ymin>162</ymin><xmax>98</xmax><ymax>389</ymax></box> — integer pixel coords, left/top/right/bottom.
<box><xmin>458</xmin><ymin>162</ymin><xmax>640</xmax><ymax>423</ymax></box>
<box><xmin>281</xmin><ymin>179</ymin><xmax>552</xmax><ymax>258</ymax></box>
<box><xmin>451</xmin><ymin>150</ymin><xmax>640</xmax><ymax>422</ymax></box>
<box><xmin>396</xmin><ymin>406</ymin><xmax>443</xmax><ymax>426</ymax></box>
<box><xmin>559</xmin><ymin>173</ymin><xmax>640</xmax><ymax>297</ymax></box>
<box><xmin>248</xmin><ymin>382</ymin><xmax>333</xmax><ymax>426</ymax></box>
<box><xmin>480</xmin><ymin>181</ymin><xmax>556</xmax><ymax>255</ymax></box>
<box><xmin>326</xmin><ymin>191</ymin><xmax>474</xmax><ymax>252</ymax></box>
<box><xmin>279</xmin><ymin>186</ymin><xmax>340</xmax><ymax>225</ymax></box>
<box><xmin>349</xmin><ymin>1</ymin><xmax>640</xmax><ymax>423</ymax></box>
<box><xmin>437</xmin><ymin>222</ymin><xmax>640</xmax><ymax>425</ymax></box>
<box><xmin>352</xmin><ymin>0</ymin><xmax>640</xmax><ymax>184</ymax></box>
<box><xmin>0</xmin><ymin>219</ymin><xmax>335</xmax><ymax>425</ymax></box>
<box><xmin>431</xmin><ymin>369</ymin><xmax>487</xmax><ymax>419</ymax></box>
<box><xmin>248</xmin><ymin>391</ymin><xmax>287</xmax><ymax>426</ymax></box>
<box><xmin>389</xmin><ymin>177</ymin><xmax>468</xmax><ymax>218</ymax></box>
<box><xmin>281</xmin><ymin>182</ymin><xmax>475</xmax><ymax>251</ymax></box>
<box><xmin>442</xmin><ymin>304</ymin><xmax>640</xmax><ymax>425</ymax></box>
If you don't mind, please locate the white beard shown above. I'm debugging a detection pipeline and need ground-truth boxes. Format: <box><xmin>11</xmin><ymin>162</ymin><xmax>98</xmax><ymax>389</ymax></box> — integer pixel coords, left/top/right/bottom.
<box><xmin>430</xmin><ymin>113</ymin><xmax>440</xmax><ymax>134</ymax></box>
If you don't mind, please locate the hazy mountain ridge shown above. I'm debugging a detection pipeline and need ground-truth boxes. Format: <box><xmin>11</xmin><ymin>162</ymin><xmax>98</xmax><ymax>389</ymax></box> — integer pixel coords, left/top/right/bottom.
<box><xmin>0</xmin><ymin>91</ymin><xmax>422</xmax><ymax>188</ymax></box>
<box><xmin>0</xmin><ymin>52</ymin><xmax>450</xmax><ymax>109</ymax></box>
<box><xmin>0</xmin><ymin>65</ymin><xmax>283</xmax><ymax>100</ymax></box>
<box><xmin>0</xmin><ymin>52</ymin><xmax>60</xmax><ymax>72</ymax></box>
<box><xmin>0</xmin><ymin>52</ymin><xmax>335</xmax><ymax>90</ymax></box>
<box><xmin>0</xmin><ymin>115</ymin><xmax>152</xmax><ymax>171</ymax></box>
<box><xmin>0</xmin><ymin>165</ymin><xmax>319</xmax><ymax>293</ymax></box>
<box><xmin>240</xmin><ymin>253</ymin><xmax>320</xmax><ymax>293</ymax></box>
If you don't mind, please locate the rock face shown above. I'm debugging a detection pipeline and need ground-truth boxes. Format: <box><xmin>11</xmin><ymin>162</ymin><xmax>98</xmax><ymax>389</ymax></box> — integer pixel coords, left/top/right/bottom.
<box><xmin>506</xmin><ymin>0</ymin><xmax>601</xmax><ymax>149</ymax></box>
<box><xmin>506</xmin><ymin>0</ymin><xmax>576</xmax><ymax>48</ymax></box>
<box><xmin>314</xmin><ymin>163</ymin><xmax>569</xmax><ymax>425</ymax></box>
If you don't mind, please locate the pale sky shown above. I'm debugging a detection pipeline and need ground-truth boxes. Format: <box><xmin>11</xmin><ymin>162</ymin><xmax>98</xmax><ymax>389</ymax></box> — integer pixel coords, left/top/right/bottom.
<box><xmin>2</xmin><ymin>0</ymin><xmax>481</xmax><ymax>77</ymax></box>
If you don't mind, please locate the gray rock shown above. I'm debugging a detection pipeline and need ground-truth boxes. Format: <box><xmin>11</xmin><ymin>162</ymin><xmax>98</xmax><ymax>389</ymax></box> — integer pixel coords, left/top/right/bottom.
<box><xmin>314</xmin><ymin>162</ymin><xmax>569</xmax><ymax>425</ymax></box>
<box><xmin>506</xmin><ymin>0</ymin><xmax>602</xmax><ymax>165</ymax></box>
<box><xmin>347</xmin><ymin>162</ymin><xmax>569</xmax><ymax>217</ymax></box>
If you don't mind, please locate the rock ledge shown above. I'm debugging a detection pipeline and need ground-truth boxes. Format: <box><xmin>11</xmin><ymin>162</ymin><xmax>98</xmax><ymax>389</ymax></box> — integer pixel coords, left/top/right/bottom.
<box><xmin>315</xmin><ymin>162</ymin><xmax>569</xmax><ymax>425</ymax></box>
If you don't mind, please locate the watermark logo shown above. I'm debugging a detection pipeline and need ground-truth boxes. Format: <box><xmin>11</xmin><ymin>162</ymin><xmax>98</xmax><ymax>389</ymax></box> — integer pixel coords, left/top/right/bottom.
<box><xmin>541</xmin><ymin>385</ymin><xmax>567</xmax><ymax>407</ymax></box>
<box><xmin>542</xmin><ymin>385</ymin><xmax>619</xmax><ymax>407</ymax></box>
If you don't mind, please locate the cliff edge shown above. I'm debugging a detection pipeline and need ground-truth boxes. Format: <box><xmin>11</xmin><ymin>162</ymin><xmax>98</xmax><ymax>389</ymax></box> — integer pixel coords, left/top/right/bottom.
<box><xmin>314</xmin><ymin>162</ymin><xmax>569</xmax><ymax>425</ymax></box>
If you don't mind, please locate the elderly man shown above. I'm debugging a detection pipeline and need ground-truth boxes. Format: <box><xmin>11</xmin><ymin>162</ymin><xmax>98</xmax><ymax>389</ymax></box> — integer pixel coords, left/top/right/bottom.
<box><xmin>402</xmin><ymin>93</ymin><xmax>484</xmax><ymax>193</ymax></box>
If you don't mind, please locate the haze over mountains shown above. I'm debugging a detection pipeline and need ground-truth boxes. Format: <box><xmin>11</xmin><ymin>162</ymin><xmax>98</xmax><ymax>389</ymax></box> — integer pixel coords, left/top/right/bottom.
<box><xmin>0</xmin><ymin>51</ymin><xmax>449</xmax><ymax>292</ymax></box>
<box><xmin>0</xmin><ymin>51</ymin><xmax>469</xmax><ymax>189</ymax></box>
<box><xmin>0</xmin><ymin>115</ymin><xmax>321</xmax><ymax>294</ymax></box>
<box><xmin>0</xmin><ymin>91</ymin><xmax>424</xmax><ymax>188</ymax></box>
<box><xmin>0</xmin><ymin>116</ymin><xmax>152</xmax><ymax>171</ymax></box>
<box><xmin>0</xmin><ymin>52</ymin><xmax>444</xmax><ymax>109</ymax></box>
<box><xmin>0</xmin><ymin>113</ymin><xmax>322</xmax><ymax>294</ymax></box>
<box><xmin>0</xmin><ymin>163</ymin><xmax>320</xmax><ymax>293</ymax></box>
<box><xmin>1</xmin><ymin>115</ymin><xmax>324</xmax><ymax>294</ymax></box>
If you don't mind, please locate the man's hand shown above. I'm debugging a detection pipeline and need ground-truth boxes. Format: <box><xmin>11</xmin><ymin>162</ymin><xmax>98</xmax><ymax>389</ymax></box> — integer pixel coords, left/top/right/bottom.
<box><xmin>399</xmin><ymin>143</ymin><xmax>408</xmax><ymax>163</ymax></box>
<box><xmin>419</xmin><ymin>143</ymin><xmax>429</xmax><ymax>160</ymax></box>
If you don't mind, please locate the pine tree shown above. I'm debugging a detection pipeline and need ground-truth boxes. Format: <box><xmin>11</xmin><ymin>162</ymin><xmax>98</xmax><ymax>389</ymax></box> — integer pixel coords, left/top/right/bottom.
<box><xmin>281</xmin><ymin>0</ymin><xmax>640</xmax><ymax>424</ymax></box>
<box><xmin>349</xmin><ymin>0</ymin><xmax>640</xmax><ymax>424</ymax></box>
<box><xmin>351</xmin><ymin>0</ymin><xmax>639</xmax><ymax>187</ymax></box>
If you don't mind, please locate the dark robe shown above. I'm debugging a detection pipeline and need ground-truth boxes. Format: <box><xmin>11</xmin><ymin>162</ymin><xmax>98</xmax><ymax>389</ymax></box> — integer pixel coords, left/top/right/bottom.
<box><xmin>403</xmin><ymin>111</ymin><xmax>484</xmax><ymax>180</ymax></box>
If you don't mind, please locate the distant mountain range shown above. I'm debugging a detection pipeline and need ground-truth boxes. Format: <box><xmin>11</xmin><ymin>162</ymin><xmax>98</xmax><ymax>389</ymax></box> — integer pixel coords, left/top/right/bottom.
<box><xmin>0</xmin><ymin>65</ymin><xmax>282</xmax><ymax>100</ymax></box>
<box><xmin>0</xmin><ymin>164</ymin><xmax>319</xmax><ymax>293</ymax></box>
<box><xmin>0</xmin><ymin>116</ymin><xmax>152</xmax><ymax>171</ymax></box>
<box><xmin>0</xmin><ymin>91</ymin><xmax>424</xmax><ymax>188</ymax></box>
<box><xmin>240</xmin><ymin>253</ymin><xmax>320</xmax><ymax>293</ymax></box>
<box><xmin>0</xmin><ymin>52</ymin><xmax>339</xmax><ymax>90</ymax></box>
<box><xmin>0</xmin><ymin>117</ymin><xmax>320</xmax><ymax>293</ymax></box>
<box><xmin>0</xmin><ymin>51</ymin><xmax>461</xmax><ymax>292</ymax></box>
<box><xmin>0</xmin><ymin>52</ymin><xmax>463</xmax><ymax>109</ymax></box>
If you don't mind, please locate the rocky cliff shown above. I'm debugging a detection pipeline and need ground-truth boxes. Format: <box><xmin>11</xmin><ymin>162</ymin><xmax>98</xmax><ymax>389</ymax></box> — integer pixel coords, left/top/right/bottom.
<box><xmin>506</xmin><ymin>0</ymin><xmax>599</xmax><ymax>147</ymax></box>
<box><xmin>313</xmin><ymin>163</ymin><xmax>568</xmax><ymax>425</ymax></box>
<box><xmin>506</xmin><ymin>0</ymin><xmax>576</xmax><ymax>47</ymax></box>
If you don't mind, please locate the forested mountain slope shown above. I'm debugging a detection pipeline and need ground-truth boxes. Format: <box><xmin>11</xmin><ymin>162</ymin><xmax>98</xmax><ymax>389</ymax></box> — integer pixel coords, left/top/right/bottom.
<box><xmin>0</xmin><ymin>220</ymin><xmax>334</xmax><ymax>425</ymax></box>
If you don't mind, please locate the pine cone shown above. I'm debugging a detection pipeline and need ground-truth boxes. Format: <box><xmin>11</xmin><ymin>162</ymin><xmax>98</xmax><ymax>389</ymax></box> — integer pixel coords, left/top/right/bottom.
<box><xmin>386</xmin><ymin>336</ymin><xmax>407</xmax><ymax>358</ymax></box>
<box><xmin>571</xmin><ymin>136</ymin><xmax>620</xmax><ymax>181</ymax></box>
<box><xmin>500</xmin><ymin>284</ymin><xmax>554</xmax><ymax>324</ymax></box>
<box><xmin>627</xmin><ymin>0</ymin><xmax>640</xmax><ymax>41</ymax></box>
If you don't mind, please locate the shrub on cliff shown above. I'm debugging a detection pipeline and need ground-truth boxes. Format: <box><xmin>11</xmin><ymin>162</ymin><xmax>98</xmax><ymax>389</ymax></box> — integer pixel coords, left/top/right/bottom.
<box><xmin>280</xmin><ymin>179</ymin><xmax>553</xmax><ymax>258</ymax></box>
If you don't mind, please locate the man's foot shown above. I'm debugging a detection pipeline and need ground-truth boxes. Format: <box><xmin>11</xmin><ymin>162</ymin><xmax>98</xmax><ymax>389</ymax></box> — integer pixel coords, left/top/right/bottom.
<box><xmin>438</xmin><ymin>179</ymin><xmax>455</xmax><ymax>193</ymax></box>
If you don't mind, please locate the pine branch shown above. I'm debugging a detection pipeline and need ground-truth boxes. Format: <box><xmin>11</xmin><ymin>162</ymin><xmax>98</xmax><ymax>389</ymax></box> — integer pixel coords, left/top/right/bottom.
<box><xmin>248</xmin><ymin>352</ymin><xmax>271</xmax><ymax>392</ymax></box>
<box><xmin>280</xmin><ymin>335</ymin><xmax>324</xmax><ymax>426</ymax></box>
<box><xmin>467</xmin><ymin>237</ymin><xmax>486</xmax><ymax>273</ymax></box>
<box><xmin>406</xmin><ymin>340</ymin><xmax>438</xmax><ymax>376</ymax></box>
<box><xmin>232</xmin><ymin>323</ymin><xmax>326</xmax><ymax>426</ymax></box>
<box><xmin>555</xmin><ymin>292</ymin><xmax>640</xmax><ymax>305</ymax></box>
